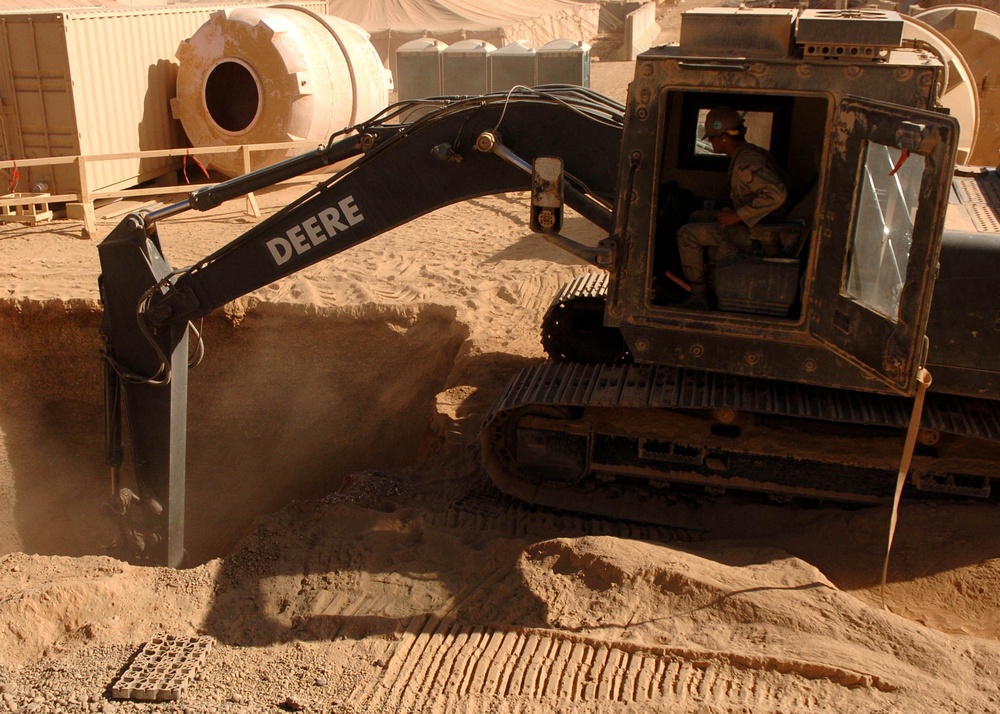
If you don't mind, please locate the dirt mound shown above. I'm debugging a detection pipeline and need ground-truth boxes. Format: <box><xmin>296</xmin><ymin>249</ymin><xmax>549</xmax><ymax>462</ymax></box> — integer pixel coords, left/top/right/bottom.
<box><xmin>5</xmin><ymin>495</ymin><xmax>1000</xmax><ymax>712</ymax></box>
<box><xmin>0</xmin><ymin>552</ymin><xmax>216</xmax><ymax>667</ymax></box>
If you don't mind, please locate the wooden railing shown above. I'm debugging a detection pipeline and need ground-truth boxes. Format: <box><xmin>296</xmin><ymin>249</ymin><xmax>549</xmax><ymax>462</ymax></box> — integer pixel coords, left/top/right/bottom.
<box><xmin>0</xmin><ymin>140</ymin><xmax>323</xmax><ymax>236</ymax></box>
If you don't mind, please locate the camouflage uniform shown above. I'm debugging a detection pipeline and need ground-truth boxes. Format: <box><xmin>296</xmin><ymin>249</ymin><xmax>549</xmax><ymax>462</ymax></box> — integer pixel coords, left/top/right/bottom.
<box><xmin>677</xmin><ymin>142</ymin><xmax>788</xmax><ymax>285</ymax></box>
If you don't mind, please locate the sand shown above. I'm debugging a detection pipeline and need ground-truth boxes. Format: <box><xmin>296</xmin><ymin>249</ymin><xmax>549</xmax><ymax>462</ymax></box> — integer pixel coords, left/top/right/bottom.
<box><xmin>2</xmin><ymin>14</ymin><xmax>1000</xmax><ymax>714</ymax></box>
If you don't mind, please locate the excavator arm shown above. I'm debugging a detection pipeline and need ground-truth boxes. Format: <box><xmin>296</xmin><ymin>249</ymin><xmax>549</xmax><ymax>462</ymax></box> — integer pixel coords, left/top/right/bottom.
<box><xmin>97</xmin><ymin>87</ymin><xmax>625</xmax><ymax>566</ymax></box>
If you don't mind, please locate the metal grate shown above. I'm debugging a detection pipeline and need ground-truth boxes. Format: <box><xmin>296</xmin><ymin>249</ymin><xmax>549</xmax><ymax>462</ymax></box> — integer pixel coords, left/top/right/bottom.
<box><xmin>970</xmin><ymin>203</ymin><xmax>1000</xmax><ymax>233</ymax></box>
<box><xmin>110</xmin><ymin>634</ymin><xmax>213</xmax><ymax>702</ymax></box>
<box><xmin>952</xmin><ymin>175</ymin><xmax>1000</xmax><ymax>232</ymax></box>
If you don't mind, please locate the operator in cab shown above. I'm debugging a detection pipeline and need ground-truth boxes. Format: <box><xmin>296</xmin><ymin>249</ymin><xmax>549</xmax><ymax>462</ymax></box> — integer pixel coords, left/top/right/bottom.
<box><xmin>676</xmin><ymin>107</ymin><xmax>788</xmax><ymax>309</ymax></box>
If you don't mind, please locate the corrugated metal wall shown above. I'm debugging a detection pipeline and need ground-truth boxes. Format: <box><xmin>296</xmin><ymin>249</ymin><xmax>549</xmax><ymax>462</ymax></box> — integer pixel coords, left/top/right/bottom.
<box><xmin>0</xmin><ymin>2</ymin><xmax>326</xmax><ymax>196</ymax></box>
<box><xmin>0</xmin><ymin>13</ymin><xmax>77</xmax><ymax>192</ymax></box>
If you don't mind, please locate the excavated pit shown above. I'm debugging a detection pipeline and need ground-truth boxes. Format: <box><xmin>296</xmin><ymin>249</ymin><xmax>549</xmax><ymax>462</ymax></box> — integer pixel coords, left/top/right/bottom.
<box><xmin>0</xmin><ymin>298</ymin><xmax>476</xmax><ymax>565</ymax></box>
<box><xmin>0</xmin><ymin>188</ymin><xmax>595</xmax><ymax>568</ymax></box>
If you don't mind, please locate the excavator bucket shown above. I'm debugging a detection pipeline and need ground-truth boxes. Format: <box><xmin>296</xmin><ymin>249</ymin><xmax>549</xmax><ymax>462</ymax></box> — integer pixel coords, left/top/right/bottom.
<box><xmin>98</xmin><ymin>216</ymin><xmax>189</xmax><ymax>567</ymax></box>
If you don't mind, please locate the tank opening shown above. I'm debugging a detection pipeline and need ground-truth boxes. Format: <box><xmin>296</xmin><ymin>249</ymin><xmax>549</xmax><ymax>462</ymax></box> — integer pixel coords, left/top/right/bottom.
<box><xmin>205</xmin><ymin>60</ymin><xmax>260</xmax><ymax>133</ymax></box>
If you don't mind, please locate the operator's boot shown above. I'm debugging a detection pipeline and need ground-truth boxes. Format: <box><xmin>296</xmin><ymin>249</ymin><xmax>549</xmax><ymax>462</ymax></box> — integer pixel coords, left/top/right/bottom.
<box><xmin>679</xmin><ymin>281</ymin><xmax>710</xmax><ymax>310</ymax></box>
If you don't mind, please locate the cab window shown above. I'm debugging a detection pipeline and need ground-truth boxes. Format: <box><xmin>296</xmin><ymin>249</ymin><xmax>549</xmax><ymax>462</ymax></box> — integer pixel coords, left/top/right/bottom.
<box><xmin>693</xmin><ymin>108</ymin><xmax>777</xmax><ymax>156</ymax></box>
<box><xmin>844</xmin><ymin>143</ymin><xmax>925</xmax><ymax>320</ymax></box>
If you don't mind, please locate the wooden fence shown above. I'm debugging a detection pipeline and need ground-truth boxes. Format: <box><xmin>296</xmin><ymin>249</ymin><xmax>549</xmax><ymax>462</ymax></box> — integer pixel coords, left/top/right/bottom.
<box><xmin>0</xmin><ymin>140</ymin><xmax>322</xmax><ymax>236</ymax></box>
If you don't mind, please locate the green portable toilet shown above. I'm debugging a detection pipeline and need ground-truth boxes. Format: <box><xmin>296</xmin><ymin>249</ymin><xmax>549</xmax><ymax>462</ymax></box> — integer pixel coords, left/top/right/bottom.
<box><xmin>536</xmin><ymin>39</ymin><xmax>591</xmax><ymax>88</ymax></box>
<box><xmin>396</xmin><ymin>38</ymin><xmax>447</xmax><ymax>100</ymax></box>
<box><xmin>442</xmin><ymin>39</ymin><xmax>495</xmax><ymax>95</ymax></box>
<box><xmin>491</xmin><ymin>40</ymin><xmax>536</xmax><ymax>91</ymax></box>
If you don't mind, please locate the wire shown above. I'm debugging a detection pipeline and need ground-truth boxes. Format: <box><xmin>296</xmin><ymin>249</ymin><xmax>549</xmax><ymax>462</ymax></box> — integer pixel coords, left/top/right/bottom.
<box><xmin>103</xmin><ymin>264</ymin><xmax>205</xmax><ymax>387</ymax></box>
<box><xmin>132</xmin><ymin>279</ymin><xmax>174</xmax><ymax>386</ymax></box>
<box><xmin>156</xmin><ymin>86</ymin><xmax>626</xmax><ymax>298</ymax></box>
<box><xmin>491</xmin><ymin>84</ymin><xmax>533</xmax><ymax>132</ymax></box>
<box><xmin>187</xmin><ymin>318</ymin><xmax>205</xmax><ymax>368</ymax></box>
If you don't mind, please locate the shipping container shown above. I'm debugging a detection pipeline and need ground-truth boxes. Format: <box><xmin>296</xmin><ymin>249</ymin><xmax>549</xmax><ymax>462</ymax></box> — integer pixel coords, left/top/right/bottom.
<box><xmin>0</xmin><ymin>2</ymin><xmax>325</xmax><ymax>198</ymax></box>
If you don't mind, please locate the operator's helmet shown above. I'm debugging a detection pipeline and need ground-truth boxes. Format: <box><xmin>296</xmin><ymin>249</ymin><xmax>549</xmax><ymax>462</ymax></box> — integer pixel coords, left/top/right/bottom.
<box><xmin>702</xmin><ymin>107</ymin><xmax>744</xmax><ymax>139</ymax></box>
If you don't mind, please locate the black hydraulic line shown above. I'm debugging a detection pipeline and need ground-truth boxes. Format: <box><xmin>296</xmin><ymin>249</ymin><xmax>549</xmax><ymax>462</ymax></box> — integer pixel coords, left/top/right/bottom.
<box><xmin>145</xmin><ymin>87</ymin><xmax>623</xmax><ymax>228</ymax></box>
<box><xmin>145</xmin><ymin>135</ymin><xmax>373</xmax><ymax>224</ymax></box>
<box><xmin>102</xmin><ymin>352</ymin><xmax>124</xmax><ymax>486</ymax></box>
<box><xmin>190</xmin><ymin>136</ymin><xmax>369</xmax><ymax>210</ymax></box>
<box><xmin>140</xmin><ymin>97</ymin><xmax>624</xmax><ymax>327</ymax></box>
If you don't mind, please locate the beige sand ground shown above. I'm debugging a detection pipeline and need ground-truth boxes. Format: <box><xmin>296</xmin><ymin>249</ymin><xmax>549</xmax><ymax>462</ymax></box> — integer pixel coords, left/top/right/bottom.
<box><xmin>2</xmin><ymin>12</ymin><xmax>1000</xmax><ymax>714</ymax></box>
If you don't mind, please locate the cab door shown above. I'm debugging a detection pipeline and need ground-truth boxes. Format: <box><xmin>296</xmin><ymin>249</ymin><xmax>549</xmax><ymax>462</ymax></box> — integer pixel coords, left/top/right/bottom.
<box><xmin>807</xmin><ymin>97</ymin><xmax>958</xmax><ymax>395</ymax></box>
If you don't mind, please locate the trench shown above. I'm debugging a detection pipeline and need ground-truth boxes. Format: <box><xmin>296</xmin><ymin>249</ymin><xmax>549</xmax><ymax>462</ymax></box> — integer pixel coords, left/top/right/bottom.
<box><xmin>0</xmin><ymin>298</ymin><xmax>479</xmax><ymax>565</ymax></box>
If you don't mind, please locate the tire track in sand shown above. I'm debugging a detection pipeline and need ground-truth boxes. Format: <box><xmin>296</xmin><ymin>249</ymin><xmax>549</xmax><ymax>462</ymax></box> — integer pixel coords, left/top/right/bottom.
<box><xmin>305</xmin><ymin>487</ymin><xmax>899</xmax><ymax>713</ymax></box>
<box><xmin>350</xmin><ymin>614</ymin><xmax>898</xmax><ymax>713</ymax></box>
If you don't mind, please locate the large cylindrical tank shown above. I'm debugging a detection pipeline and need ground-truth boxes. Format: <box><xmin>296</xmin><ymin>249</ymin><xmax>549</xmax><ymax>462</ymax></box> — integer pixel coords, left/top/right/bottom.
<box><xmin>916</xmin><ymin>0</ymin><xmax>1000</xmax><ymax>14</ymax></box>
<box><xmin>915</xmin><ymin>4</ymin><xmax>1000</xmax><ymax>166</ymax></box>
<box><xmin>171</xmin><ymin>6</ymin><xmax>390</xmax><ymax>177</ymax></box>
<box><xmin>901</xmin><ymin>13</ymin><xmax>980</xmax><ymax>164</ymax></box>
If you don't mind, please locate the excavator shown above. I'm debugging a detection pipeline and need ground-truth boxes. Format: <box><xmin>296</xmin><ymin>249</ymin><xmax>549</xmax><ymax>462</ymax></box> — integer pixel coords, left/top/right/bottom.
<box><xmin>98</xmin><ymin>7</ymin><xmax>1000</xmax><ymax>567</ymax></box>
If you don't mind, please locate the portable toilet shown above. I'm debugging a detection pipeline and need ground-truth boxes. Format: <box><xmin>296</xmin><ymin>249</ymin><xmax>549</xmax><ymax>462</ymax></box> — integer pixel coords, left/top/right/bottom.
<box><xmin>536</xmin><ymin>39</ymin><xmax>591</xmax><ymax>87</ymax></box>
<box><xmin>442</xmin><ymin>39</ymin><xmax>496</xmax><ymax>95</ymax></box>
<box><xmin>396</xmin><ymin>38</ymin><xmax>447</xmax><ymax>100</ymax></box>
<box><xmin>491</xmin><ymin>40</ymin><xmax>536</xmax><ymax>91</ymax></box>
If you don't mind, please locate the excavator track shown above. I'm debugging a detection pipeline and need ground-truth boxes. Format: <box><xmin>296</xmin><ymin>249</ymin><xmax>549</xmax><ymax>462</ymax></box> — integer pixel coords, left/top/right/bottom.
<box><xmin>481</xmin><ymin>361</ymin><xmax>1000</xmax><ymax>522</ymax></box>
<box><xmin>540</xmin><ymin>272</ymin><xmax>629</xmax><ymax>365</ymax></box>
<box><xmin>434</xmin><ymin>479</ymin><xmax>703</xmax><ymax>544</ymax></box>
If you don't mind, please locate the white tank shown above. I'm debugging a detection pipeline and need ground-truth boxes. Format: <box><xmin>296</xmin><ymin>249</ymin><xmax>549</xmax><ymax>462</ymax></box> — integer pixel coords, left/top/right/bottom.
<box><xmin>901</xmin><ymin>14</ymin><xmax>980</xmax><ymax>165</ymax></box>
<box><xmin>171</xmin><ymin>6</ymin><xmax>390</xmax><ymax>177</ymax></box>
<box><xmin>915</xmin><ymin>4</ymin><xmax>1000</xmax><ymax>167</ymax></box>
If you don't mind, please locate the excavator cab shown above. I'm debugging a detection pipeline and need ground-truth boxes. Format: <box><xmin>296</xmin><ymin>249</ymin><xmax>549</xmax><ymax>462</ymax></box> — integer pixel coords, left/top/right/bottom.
<box><xmin>505</xmin><ymin>17</ymin><xmax>965</xmax><ymax>518</ymax></box>
<box><xmin>603</xmin><ymin>9</ymin><xmax>960</xmax><ymax>398</ymax></box>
